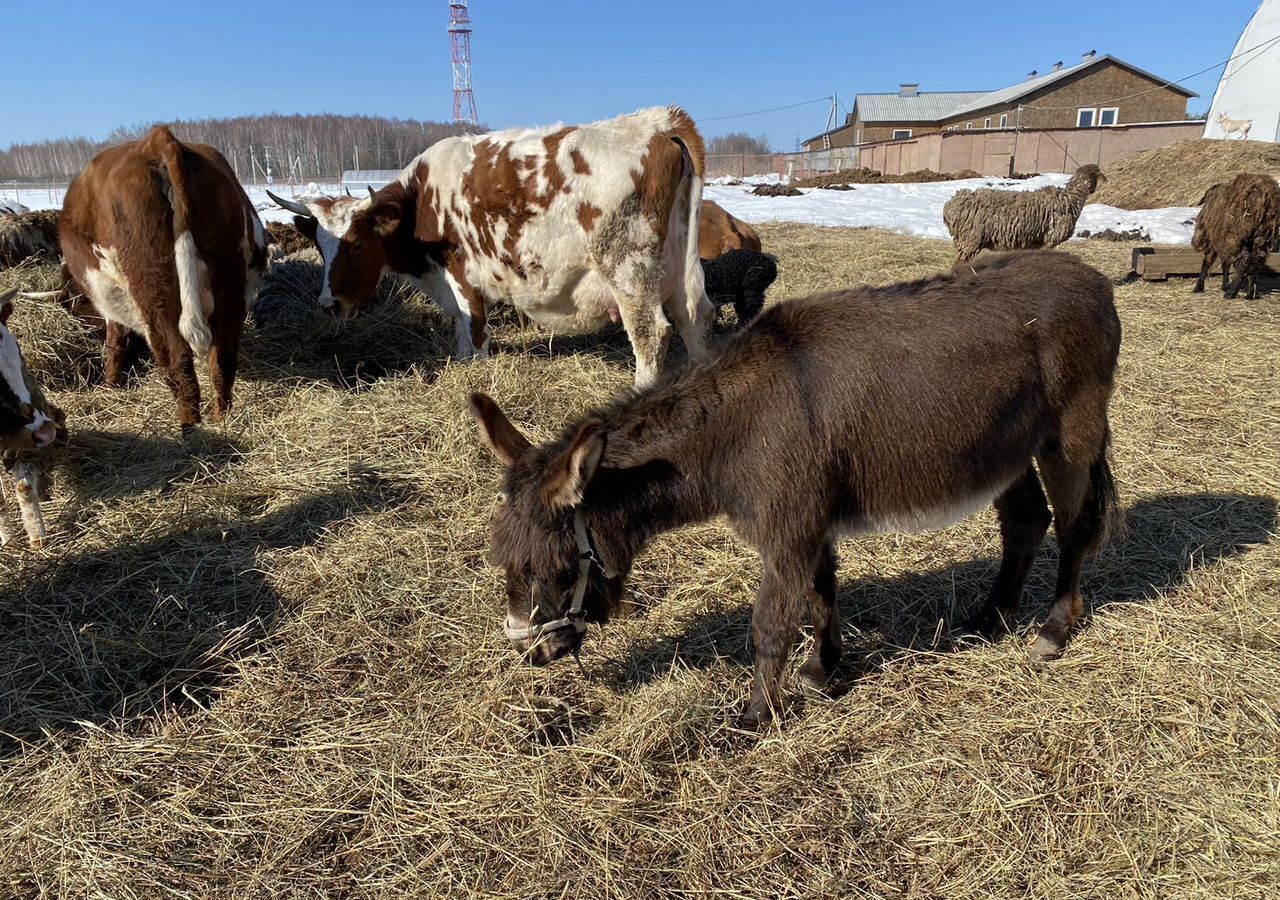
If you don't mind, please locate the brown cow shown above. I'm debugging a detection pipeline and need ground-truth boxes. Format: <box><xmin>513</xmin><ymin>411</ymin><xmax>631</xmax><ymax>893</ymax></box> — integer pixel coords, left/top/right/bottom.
<box><xmin>699</xmin><ymin>200</ymin><xmax>761</xmax><ymax>260</ymax></box>
<box><xmin>270</xmin><ymin>106</ymin><xmax>712</xmax><ymax>388</ymax></box>
<box><xmin>60</xmin><ymin>125</ymin><xmax>266</xmax><ymax>427</ymax></box>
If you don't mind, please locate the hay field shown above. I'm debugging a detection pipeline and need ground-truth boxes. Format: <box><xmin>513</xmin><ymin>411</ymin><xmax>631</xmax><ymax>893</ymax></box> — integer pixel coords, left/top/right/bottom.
<box><xmin>1096</xmin><ymin>138</ymin><xmax>1280</xmax><ymax>209</ymax></box>
<box><xmin>0</xmin><ymin>227</ymin><xmax>1277</xmax><ymax>899</ymax></box>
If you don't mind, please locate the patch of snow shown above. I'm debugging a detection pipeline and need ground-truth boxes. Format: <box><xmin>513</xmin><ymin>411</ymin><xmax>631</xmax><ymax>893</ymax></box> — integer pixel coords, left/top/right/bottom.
<box><xmin>704</xmin><ymin>175</ymin><xmax>1198</xmax><ymax>245</ymax></box>
<box><xmin>0</xmin><ymin>198</ymin><xmax>30</xmax><ymax>215</ymax></box>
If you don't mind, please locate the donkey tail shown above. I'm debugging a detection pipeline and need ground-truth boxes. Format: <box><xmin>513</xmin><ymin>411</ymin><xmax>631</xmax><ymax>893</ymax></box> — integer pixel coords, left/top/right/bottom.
<box><xmin>1086</xmin><ymin>427</ymin><xmax>1126</xmax><ymax>554</ymax></box>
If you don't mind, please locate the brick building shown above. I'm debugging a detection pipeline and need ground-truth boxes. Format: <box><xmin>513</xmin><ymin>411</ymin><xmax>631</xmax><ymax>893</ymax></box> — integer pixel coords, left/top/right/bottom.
<box><xmin>804</xmin><ymin>52</ymin><xmax>1195</xmax><ymax>151</ymax></box>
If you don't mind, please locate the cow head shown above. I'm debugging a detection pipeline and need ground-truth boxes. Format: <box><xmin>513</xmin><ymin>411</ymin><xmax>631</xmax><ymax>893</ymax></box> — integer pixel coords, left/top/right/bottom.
<box><xmin>0</xmin><ymin>290</ymin><xmax>57</xmax><ymax>451</ymax></box>
<box><xmin>267</xmin><ymin>190</ymin><xmax>401</xmax><ymax>319</ymax></box>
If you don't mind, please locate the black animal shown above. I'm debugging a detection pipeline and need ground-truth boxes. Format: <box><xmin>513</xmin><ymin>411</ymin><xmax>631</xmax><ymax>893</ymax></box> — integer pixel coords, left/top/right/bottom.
<box><xmin>701</xmin><ymin>248</ymin><xmax>778</xmax><ymax>328</ymax></box>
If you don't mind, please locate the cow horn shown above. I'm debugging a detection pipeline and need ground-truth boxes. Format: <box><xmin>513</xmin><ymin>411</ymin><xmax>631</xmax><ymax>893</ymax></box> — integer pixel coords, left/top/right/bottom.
<box><xmin>368</xmin><ymin>186</ymin><xmax>378</xmax><ymax>203</ymax></box>
<box><xmin>345</xmin><ymin>187</ymin><xmax>353</xmax><ymax>197</ymax></box>
<box><xmin>16</xmin><ymin>291</ymin><xmax>63</xmax><ymax>301</ymax></box>
<box><xmin>266</xmin><ymin>190</ymin><xmax>313</xmax><ymax>218</ymax></box>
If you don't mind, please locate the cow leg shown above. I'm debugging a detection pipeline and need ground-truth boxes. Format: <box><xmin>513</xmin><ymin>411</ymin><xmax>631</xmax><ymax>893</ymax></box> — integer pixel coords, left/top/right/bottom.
<box><xmin>601</xmin><ymin>254</ymin><xmax>669</xmax><ymax>389</ymax></box>
<box><xmin>12</xmin><ymin>460</ymin><xmax>47</xmax><ymax>549</ymax></box>
<box><xmin>664</xmin><ymin>258</ymin><xmax>712</xmax><ymax>364</ymax></box>
<box><xmin>963</xmin><ymin>467</ymin><xmax>1052</xmax><ymax>638</ymax></box>
<box><xmin>798</xmin><ymin>540</ymin><xmax>841</xmax><ymax>691</ymax></box>
<box><xmin>1221</xmin><ymin>260</ymin><xmax>1231</xmax><ymax>295</ymax></box>
<box><xmin>149</xmin><ymin>323</ymin><xmax>202</xmax><ymax>428</ymax></box>
<box><xmin>208</xmin><ymin>269</ymin><xmax>247</xmax><ymax>423</ymax></box>
<box><xmin>104</xmin><ymin>321</ymin><xmax>131</xmax><ymax>387</ymax></box>
<box><xmin>444</xmin><ymin>262</ymin><xmax>490</xmax><ymax>359</ymax></box>
<box><xmin>615</xmin><ymin>295</ymin><xmax>670</xmax><ymax>390</ymax></box>
<box><xmin>0</xmin><ymin>489</ymin><xmax>16</xmax><ymax>546</ymax></box>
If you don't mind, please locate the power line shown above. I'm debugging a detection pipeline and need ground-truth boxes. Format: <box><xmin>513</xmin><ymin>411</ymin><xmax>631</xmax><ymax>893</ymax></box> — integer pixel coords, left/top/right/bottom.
<box><xmin>701</xmin><ymin>96</ymin><xmax>833</xmax><ymax>123</ymax></box>
<box><xmin>1023</xmin><ymin>35</ymin><xmax>1280</xmax><ymax>111</ymax></box>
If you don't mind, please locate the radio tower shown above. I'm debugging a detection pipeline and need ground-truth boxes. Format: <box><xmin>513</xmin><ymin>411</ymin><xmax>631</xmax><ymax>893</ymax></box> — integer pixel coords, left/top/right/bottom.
<box><xmin>449</xmin><ymin>2</ymin><xmax>479</xmax><ymax>126</ymax></box>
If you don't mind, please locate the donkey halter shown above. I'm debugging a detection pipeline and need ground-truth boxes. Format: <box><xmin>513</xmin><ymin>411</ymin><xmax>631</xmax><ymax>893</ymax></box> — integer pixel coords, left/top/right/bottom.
<box><xmin>504</xmin><ymin>507</ymin><xmax>617</xmax><ymax>643</ymax></box>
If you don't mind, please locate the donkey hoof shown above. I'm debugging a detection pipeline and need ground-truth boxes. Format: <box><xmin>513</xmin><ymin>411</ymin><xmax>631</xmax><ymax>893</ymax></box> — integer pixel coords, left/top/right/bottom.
<box><xmin>1028</xmin><ymin>634</ymin><xmax>1066</xmax><ymax>662</ymax></box>
<box><xmin>797</xmin><ymin>659</ymin><xmax>833</xmax><ymax>694</ymax></box>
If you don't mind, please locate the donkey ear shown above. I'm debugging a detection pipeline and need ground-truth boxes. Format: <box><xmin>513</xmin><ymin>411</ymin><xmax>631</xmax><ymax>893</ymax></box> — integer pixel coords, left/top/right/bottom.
<box><xmin>470</xmin><ymin>392</ymin><xmax>532</xmax><ymax>467</ymax></box>
<box><xmin>542</xmin><ymin>420</ymin><xmax>605</xmax><ymax>510</ymax></box>
<box><xmin>0</xmin><ymin>288</ymin><xmax>16</xmax><ymax>324</ymax></box>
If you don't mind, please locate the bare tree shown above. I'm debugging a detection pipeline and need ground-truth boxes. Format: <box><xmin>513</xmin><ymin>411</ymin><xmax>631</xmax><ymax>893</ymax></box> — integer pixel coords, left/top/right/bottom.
<box><xmin>708</xmin><ymin>132</ymin><xmax>772</xmax><ymax>156</ymax></box>
<box><xmin>0</xmin><ymin>114</ymin><xmax>487</xmax><ymax>181</ymax></box>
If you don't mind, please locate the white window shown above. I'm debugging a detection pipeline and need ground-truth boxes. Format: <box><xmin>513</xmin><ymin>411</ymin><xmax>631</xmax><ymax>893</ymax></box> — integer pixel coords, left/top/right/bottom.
<box><xmin>1000</xmin><ymin>114</ymin><xmax>1008</xmax><ymax>128</ymax></box>
<box><xmin>1099</xmin><ymin>107</ymin><xmax>1119</xmax><ymax>126</ymax></box>
<box><xmin>855</xmin><ymin>129</ymin><xmax>862</xmax><ymax>143</ymax></box>
<box><xmin>822</xmin><ymin>133</ymin><xmax>831</xmax><ymax>150</ymax></box>
<box><xmin>984</xmin><ymin>117</ymin><xmax>992</xmax><ymax>128</ymax></box>
<box><xmin>1077</xmin><ymin>108</ymin><xmax>1096</xmax><ymax>127</ymax></box>
<box><xmin>892</xmin><ymin>129</ymin><xmax>912</xmax><ymax>140</ymax></box>
<box><xmin>965</xmin><ymin>122</ymin><xmax>973</xmax><ymax>130</ymax></box>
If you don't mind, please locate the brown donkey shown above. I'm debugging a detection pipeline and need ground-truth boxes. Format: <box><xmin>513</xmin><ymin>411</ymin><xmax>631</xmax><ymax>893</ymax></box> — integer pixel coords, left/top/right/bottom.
<box><xmin>472</xmin><ymin>250</ymin><xmax>1123</xmax><ymax>724</ymax></box>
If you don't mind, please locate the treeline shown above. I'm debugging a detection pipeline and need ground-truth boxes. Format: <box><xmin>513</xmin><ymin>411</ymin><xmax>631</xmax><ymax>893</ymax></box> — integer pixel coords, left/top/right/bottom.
<box><xmin>707</xmin><ymin>132</ymin><xmax>773</xmax><ymax>156</ymax></box>
<box><xmin>0</xmin><ymin>113</ymin><xmax>485</xmax><ymax>182</ymax></box>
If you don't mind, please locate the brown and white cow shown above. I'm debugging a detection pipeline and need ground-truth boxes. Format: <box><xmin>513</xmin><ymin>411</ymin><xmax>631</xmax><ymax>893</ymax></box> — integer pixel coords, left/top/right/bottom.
<box><xmin>270</xmin><ymin>106</ymin><xmax>712</xmax><ymax>387</ymax></box>
<box><xmin>0</xmin><ymin>289</ymin><xmax>66</xmax><ymax>548</ymax></box>
<box><xmin>60</xmin><ymin>125</ymin><xmax>266</xmax><ymax>427</ymax></box>
<box><xmin>699</xmin><ymin>200</ymin><xmax>761</xmax><ymax>260</ymax></box>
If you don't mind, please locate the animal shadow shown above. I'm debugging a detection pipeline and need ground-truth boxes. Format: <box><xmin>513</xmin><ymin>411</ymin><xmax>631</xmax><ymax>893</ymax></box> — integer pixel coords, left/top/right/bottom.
<box><xmin>0</xmin><ymin>472</ymin><xmax>415</xmax><ymax>753</ymax></box>
<box><xmin>607</xmin><ymin>492</ymin><xmax>1277</xmax><ymax>695</ymax></box>
<box><xmin>51</xmin><ymin>428</ymin><xmax>246</xmax><ymax>506</ymax></box>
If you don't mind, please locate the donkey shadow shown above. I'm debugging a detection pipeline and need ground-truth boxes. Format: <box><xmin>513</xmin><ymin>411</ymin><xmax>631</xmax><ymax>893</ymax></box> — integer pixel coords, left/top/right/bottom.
<box><xmin>0</xmin><ymin>473</ymin><xmax>415</xmax><ymax>754</ymax></box>
<box><xmin>604</xmin><ymin>492</ymin><xmax>1278</xmax><ymax>696</ymax></box>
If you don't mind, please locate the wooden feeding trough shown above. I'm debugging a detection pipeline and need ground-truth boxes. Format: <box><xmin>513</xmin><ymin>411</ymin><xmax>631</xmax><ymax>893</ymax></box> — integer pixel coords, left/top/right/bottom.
<box><xmin>1131</xmin><ymin>247</ymin><xmax>1280</xmax><ymax>281</ymax></box>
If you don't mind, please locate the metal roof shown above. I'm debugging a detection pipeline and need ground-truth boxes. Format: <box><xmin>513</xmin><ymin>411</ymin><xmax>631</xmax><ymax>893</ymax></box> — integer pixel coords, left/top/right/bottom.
<box><xmin>852</xmin><ymin>91</ymin><xmax>988</xmax><ymax>123</ymax></box>
<box><xmin>942</xmin><ymin>54</ymin><xmax>1197</xmax><ymax>120</ymax></box>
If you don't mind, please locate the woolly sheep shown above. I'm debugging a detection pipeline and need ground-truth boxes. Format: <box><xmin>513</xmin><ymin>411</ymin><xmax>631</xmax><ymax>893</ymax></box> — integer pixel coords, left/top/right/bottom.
<box><xmin>0</xmin><ymin>210</ymin><xmax>61</xmax><ymax>269</ymax></box>
<box><xmin>1191</xmin><ymin>173</ymin><xmax>1280</xmax><ymax>300</ymax></box>
<box><xmin>942</xmin><ymin>165</ymin><xmax>1104</xmax><ymax>265</ymax></box>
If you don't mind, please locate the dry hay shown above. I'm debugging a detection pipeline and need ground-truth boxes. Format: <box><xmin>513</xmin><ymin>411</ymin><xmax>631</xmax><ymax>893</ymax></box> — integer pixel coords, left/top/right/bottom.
<box><xmin>0</xmin><ymin>227</ymin><xmax>1277</xmax><ymax>899</ymax></box>
<box><xmin>751</xmin><ymin>183</ymin><xmax>802</xmax><ymax>197</ymax></box>
<box><xmin>0</xmin><ymin>209</ymin><xmax>60</xmax><ymax>269</ymax></box>
<box><xmin>1097</xmin><ymin>138</ymin><xmax>1280</xmax><ymax>209</ymax></box>
<box><xmin>793</xmin><ymin>168</ymin><xmax>984</xmax><ymax>189</ymax></box>
<box><xmin>265</xmin><ymin>220</ymin><xmax>314</xmax><ymax>258</ymax></box>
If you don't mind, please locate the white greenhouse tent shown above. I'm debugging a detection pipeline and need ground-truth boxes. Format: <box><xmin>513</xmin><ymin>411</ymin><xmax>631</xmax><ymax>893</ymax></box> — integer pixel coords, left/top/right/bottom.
<box><xmin>1204</xmin><ymin>0</ymin><xmax>1280</xmax><ymax>141</ymax></box>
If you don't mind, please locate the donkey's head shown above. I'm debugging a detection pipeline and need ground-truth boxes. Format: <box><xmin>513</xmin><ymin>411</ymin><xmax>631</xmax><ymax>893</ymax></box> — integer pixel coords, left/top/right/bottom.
<box><xmin>470</xmin><ymin>393</ymin><xmax>626</xmax><ymax>665</ymax></box>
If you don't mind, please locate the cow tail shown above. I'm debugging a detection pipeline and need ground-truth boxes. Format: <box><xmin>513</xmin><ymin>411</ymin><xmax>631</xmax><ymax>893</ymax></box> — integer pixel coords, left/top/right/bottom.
<box><xmin>667</xmin><ymin>108</ymin><xmax>710</xmax><ymax>335</ymax></box>
<box><xmin>151</xmin><ymin>125</ymin><xmax>212</xmax><ymax>354</ymax></box>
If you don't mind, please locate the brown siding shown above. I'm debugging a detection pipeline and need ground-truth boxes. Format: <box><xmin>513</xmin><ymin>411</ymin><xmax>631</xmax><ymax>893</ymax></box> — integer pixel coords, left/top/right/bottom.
<box><xmin>938</xmin><ymin>61</ymin><xmax>1190</xmax><ymax>131</ymax></box>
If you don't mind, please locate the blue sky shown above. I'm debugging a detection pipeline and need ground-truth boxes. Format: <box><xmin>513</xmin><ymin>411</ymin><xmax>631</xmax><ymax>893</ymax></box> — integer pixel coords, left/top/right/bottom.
<box><xmin>3</xmin><ymin>0</ymin><xmax>1261</xmax><ymax>151</ymax></box>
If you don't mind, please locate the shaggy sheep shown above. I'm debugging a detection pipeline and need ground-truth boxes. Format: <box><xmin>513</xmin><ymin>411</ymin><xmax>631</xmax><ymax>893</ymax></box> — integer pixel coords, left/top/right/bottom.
<box><xmin>0</xmin><ymin>210</ymin><xmax>61</xmax><ymax>269</ymax></box>
<box><xmin>265</xmin><ymin>221</ymin><xmax>314</xmax><ymax>258</ymax></box>
<box><xmin>701</xmin><ymin>248</ymin><xmax>778</xmax><ymax>328</ymax></box>
<box><xmin>942</xmin><ymin>164</ymin><xmax>1105</xmax><ymax>264</ymax></box>
<box><xmin>251</xmin><ymin>248</ymin><xmax>326</xmax><ymax>328</ymax></box>
<box><xmin>1191</xmin><ymin>173</ymin><xmax>1280</xmax><ymax>299</ymax></box>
